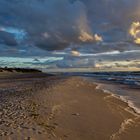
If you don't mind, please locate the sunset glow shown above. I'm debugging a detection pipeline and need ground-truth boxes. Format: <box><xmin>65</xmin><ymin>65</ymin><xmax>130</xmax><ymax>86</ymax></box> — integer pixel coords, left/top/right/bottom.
<box><xmin>129</xmin><ymin>22</ymin><xmax>140</xmax><ymax>44</ymax></box>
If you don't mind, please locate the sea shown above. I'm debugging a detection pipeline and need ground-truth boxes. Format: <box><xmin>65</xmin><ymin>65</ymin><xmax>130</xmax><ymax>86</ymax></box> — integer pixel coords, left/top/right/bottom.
<box><xmin>64</xmin><ymin>72</ymin><xmax>140</xmax><ymax>114</ymax></box>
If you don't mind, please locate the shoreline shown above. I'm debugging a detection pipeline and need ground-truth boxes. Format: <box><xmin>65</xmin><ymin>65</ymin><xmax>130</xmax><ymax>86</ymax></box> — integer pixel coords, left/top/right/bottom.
<box><xmin>94</xmin><ymin>81</ymin><xmax>140</xmax><ymax>116</ymax></box>
<box><xmin>0</xmin><ymin>74</ymin><xmax>140</xmax><ymax>139</ymax></box>
<box><xmin>95</xmin><ymin>83</ymin><xmax>139</xmax><ymax>115</ymax></box>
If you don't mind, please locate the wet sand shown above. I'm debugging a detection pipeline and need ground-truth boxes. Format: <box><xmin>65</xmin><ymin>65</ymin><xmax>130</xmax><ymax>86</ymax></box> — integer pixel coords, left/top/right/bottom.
<box><xmin>0</xmin><ymin>73</ymin><xmax>140</xmax><ymax>140</ymax></box>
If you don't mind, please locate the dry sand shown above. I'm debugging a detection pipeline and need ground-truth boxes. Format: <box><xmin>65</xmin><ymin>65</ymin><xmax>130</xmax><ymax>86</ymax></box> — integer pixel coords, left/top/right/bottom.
<box><xmin>0</xmin><ymin>73</ymin><xmax>140</xmax><ymax>140</ymax></box>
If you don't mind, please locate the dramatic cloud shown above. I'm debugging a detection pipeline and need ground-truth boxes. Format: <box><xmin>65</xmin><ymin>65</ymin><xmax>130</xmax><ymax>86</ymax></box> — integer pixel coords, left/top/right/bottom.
<box><xmin>0</xmin><ymin>0</ymin><xmax>140</xmax><ymax>69</ymax></box>
<box><xmin>78</xmin><ymin>31</ymin><xmax>102</xmax><ymax>42</ymax></box>
<box><xmin>0</xmin><ymin>31</ymin><xmax>17</xmax><ymax>46</ymax></box>
<box><xmin>129</xmin><ymin>22</ymin><xmax>140</xmax><ymax>44</ymax></box>
<box><xmin>52</xmin><ymin>49</ymin><xmax>140</xmax><ymax>69</ymax></box>
<box><xmin>0</xmin><ymin>0</ymin><xmax>140</xmax><ymax>49</ymax></box>
<box><xmin>0</xmin><ymin>0</ymin><xmax>103</xmax><ymax>51</ymax></box>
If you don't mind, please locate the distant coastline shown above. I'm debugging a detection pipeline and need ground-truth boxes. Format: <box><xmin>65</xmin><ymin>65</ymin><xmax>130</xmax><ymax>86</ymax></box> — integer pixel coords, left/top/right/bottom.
<box><xmin>0</xmin><ymin>67</ymin><xmax>42</xmax><ymax>73</ymax></box>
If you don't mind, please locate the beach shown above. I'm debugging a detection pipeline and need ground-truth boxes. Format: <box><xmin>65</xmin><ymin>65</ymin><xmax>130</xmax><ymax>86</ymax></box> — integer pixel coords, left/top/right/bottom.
<box><xmin>0</xmin><ymin>73</ymin><xmax>140</xmax><ymax>140</ymax></box>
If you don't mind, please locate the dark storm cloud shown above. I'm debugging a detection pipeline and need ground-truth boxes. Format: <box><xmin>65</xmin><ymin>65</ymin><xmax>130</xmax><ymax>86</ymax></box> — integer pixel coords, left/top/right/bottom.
<box><xmin>81</xmin><ymin>0</ymin><xmax>140</xmax><ymax>25</ymax></box>
<box><xmin>80</xmin><ymin>0</ymin><xmax>140</xmax><ymax>45</ymax></box>
<box><xmin>0</xmin><ymin>31</ymin><xmax>18</xmax><ymax>46</ymax></box>
<box><xmin>1</xmin><ymin>0</ymin><xmax>140</xmax><ymax>69</ymax></box>
<box><xmin>0</xmin><ymin>0</ymin><xmax>95</xmax><ymax>50</ymax></box>
<box><xmin>0</xmin><ymin>0</ymin><xmax>140</xmax><ymax>51</ymax></box>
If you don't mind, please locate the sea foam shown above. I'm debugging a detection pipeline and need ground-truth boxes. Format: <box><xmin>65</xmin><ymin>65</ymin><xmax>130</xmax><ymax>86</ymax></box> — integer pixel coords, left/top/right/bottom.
<box><xmin>96</xmin><ymin>83</ymin><xmax>140</xmax><ymax>115</ymax></box>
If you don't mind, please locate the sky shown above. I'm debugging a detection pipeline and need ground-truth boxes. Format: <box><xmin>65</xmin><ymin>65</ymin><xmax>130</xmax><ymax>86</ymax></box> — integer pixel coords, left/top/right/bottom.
<box><xmin>0</xmin><ymin>0</ymin><xmax>140</xmax><ymax>71</ymax></box>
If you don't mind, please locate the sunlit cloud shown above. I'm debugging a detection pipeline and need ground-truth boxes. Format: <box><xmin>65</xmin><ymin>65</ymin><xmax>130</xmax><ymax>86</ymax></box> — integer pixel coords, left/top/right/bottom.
<box><xmin>78</xmin><ymin>30</ymin><xmax>102</xmax><ymax>42</ymax></box>
<box><xmin>95</xmin><ymin>60</ymin><xmax>140</xmax><ymax>70</ymax></box>
<box><xmin>129</xmin><ymin>22</ymin><xmax>140</xmax><ymax>45</ymax></box>
<box><xmin>71</xmin><ymin>51</ymin><xmax>81</xmax><ymax>56</ymax></box>
<box><xmin>71</xmin><ymin>50</ymin><xmax>120</xmax><ymax>57</ymax></box>
<box><xmin>75</xmin><ymin>10</ymin><xmax>103</xmax><ymax>43</ymax></box>
<box><xmin>94</xmin><ymin>34</ymin><xmax>103</xmax><ymax>42</ymax></box>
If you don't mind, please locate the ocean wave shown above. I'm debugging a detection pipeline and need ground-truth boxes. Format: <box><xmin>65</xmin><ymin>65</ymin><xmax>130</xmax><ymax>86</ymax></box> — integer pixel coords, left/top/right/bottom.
<box><xmin>135</xmin><ymin>82</ymin><xmax>140</xmax><ymax>86</ymax></box>
<box><xmin>120</xmin><ymin>96</ymin><xmax>140</xmax><ymax>114</ymax></box>
<box><xmin>96</xmin><ymin>84</ymin><xmax>140</xmax><ymax>115</ymax></box>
